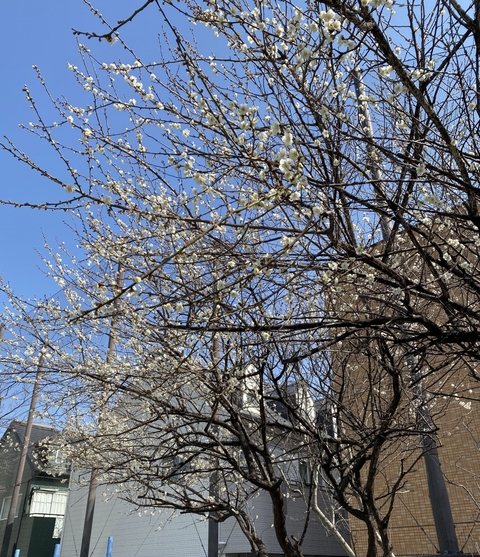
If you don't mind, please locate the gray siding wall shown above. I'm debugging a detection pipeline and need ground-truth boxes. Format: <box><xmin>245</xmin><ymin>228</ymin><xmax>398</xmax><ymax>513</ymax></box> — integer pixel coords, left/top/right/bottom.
<box><xmin>61</xmin><ymin>471</ymin><xmax>347</xmax><ymax>557</ymax></box>
<box><xmin>219</xmin><ymin>491</ymin><xmax>348</xmax><ymax>557</ymax></box>
<box><xmin>60</xmin><ymin>470</ymin><xmax>208</xmax><ymax>557</ymax></box>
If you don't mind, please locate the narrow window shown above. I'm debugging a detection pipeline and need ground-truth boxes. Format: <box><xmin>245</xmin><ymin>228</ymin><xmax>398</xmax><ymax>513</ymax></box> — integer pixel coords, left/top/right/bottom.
<box><xmin>0</xmin><ymin>495</ymin><xmax>22</xmax><ymax>520</ymax></box>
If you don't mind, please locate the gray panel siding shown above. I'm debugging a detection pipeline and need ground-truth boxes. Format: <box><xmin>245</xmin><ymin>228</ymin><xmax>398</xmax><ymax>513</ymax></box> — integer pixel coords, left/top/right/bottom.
<box><xmin>61</xmin><ymin>472</ymin><xmax>347</xmax><ymax>557</ymax></box>
<box><xmin>60</xmin><ymin>472</ymin><xmax>208</xmax><ymax>557</ymax></box>
<box><xmin>219</xmin><ymin>492</ymin><xmax>348</xmax><ymax>557</ymax></box>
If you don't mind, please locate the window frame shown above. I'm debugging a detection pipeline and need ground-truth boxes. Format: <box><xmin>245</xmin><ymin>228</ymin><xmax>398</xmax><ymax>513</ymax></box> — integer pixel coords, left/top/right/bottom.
<box><xmin>29</xmin><ymin>489</ymin><xmax>68</xmax><ymax>518</ymax></box>
<box><xmin>0</xmin><ymin>494</ymin><xmax>22</xmax><ymax>521</ymax></box>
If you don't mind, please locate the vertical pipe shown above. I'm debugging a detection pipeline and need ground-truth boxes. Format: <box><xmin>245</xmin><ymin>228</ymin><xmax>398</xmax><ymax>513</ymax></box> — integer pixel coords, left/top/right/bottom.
<box><xmin>207</xmin><ymin>332</ymin><xmax>220</xmax><ymax>557</ymax></box>
<box><xmin>79</xmin><ymin>471</ymin><xmax>98</xmax><ymax>557</ymax></box>
<box><xmin>53</xmin><ymin>544</ymin><xmax>60</xmax><ymax>557</ymax></box>
<box><xmin>207</xmin><ymin>504</ymin><xmax>219</xmax><ymax>557</ymax></box>
<box><xmin>352</xmin><ymin>69</ymin><xmax>459</xmax><ymax>554</ymax></box>
<box><xmin>105</xmin><ymin>536</ymin><xmax>113</xmax><ymax>557</ymax></box>
<box><xmin>208</xmin><ymin>274</ymin><xmax>221</xmax><ymax>557</ymax></box>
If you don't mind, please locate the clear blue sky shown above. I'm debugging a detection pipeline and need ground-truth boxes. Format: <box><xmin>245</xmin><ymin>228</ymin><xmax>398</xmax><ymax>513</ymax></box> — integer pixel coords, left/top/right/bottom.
<box><xmin>0</xmin><ymin>1</ymin><xmax>222</xmax><ymax>429</ymax></box>
<box><xmin>0</xmin><ymin>0</ymin><xmax>194</xmax><ymax>431</ymax></box>
<box><xmin>0</xmin><ymin>0</ymin><xmax>171</xmax><ymax>303</ymax></box>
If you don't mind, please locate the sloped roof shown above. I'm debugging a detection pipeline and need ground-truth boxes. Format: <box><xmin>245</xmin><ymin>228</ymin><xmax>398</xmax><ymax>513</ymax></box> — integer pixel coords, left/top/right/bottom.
<box><xmin>1</xmin><ymin>420</ymin><xmax>59</xmax><ymax>473</ymax></box>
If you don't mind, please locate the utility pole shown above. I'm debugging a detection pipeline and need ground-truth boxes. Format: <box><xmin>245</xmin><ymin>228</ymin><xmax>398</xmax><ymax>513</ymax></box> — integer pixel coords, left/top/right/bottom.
<box><xmin>0</xmin><ymin>348</ymin><xmax>45</xmax><ymax>557</ymax></box>
<box><xmin>208</xmin><ymin>268</ymin><xmax>221</xmax><ymax>557</ymax></box>
<box><xmin>352</xmin><ymin>69</ymin><xmax>459</xmax><ymax>554</ymax></box>
<box><xmin>207</xmin><ymin>366</ymin><xmax>220</xmax><ymax>557</ymax></box>
<box><xmin>79</xmin><ymin>266</ymin><xmax>123</xmax><ymax>557</ymax></box>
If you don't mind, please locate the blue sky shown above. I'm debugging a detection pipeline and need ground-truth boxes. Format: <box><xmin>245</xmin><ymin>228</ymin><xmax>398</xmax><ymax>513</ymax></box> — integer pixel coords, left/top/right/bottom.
<box><xmin>0</xmin><ymin>0</ymin><xmax>189</xmax><ymax>429</ymax></box>
<box><xmin>0</xmin><ymin>1</ymin><xmax>170</xmax><ymax>303</ymax></box>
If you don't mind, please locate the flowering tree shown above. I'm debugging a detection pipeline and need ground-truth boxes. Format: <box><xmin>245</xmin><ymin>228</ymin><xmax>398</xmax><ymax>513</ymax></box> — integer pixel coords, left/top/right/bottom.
<box><xmin>3</xmin><ymin>0</ymin><xmax>480</xmax><ymax>556</ymax></box>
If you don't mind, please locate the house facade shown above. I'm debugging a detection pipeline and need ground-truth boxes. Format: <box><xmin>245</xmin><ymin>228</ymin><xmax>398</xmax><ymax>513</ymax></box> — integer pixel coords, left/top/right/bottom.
<box><xmin>0</xmin><ymin>421</ymin><xmax>70</xmax><ymax>557</ymax></box>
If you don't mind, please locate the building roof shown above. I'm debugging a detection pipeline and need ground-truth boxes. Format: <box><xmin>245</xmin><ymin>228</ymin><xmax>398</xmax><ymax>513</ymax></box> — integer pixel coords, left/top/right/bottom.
<box><xmin>1</xmin><ymin>420</ymin><xmax>60</xmax><ymax>473</ymax></box>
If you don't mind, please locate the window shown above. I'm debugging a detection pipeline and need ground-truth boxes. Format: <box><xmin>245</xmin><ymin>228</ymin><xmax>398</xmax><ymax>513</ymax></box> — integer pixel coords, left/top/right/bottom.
<box><xmin>53</xmin><ymin>516</ymin><xmax>64</xmax><ymax>538</ymax></box>
<box><xmin>0</xmin><ymin>495</ymin><xmax>22</xmax><ymax>520</ymax></box>
<box><xmin>299</xmin><ymin>462</ymin><xmax>326</xmax><ymax>488</ymax></box>
<box><xmin>54</xmin><ymin>449</ymin><xmax>64</xmax><ymax>465</ymax></box>
<box><xmin>159</xmin><ymin>456</ymin><xmax>191</xmax><ymax>484</ymax></box>
<box><xmin>299</xmin><ymin>461</ymin><xmax>312</xmax><ymax>486</ymax></box>
<box><xmin>29</xmin><ymin>490</ymin><xmax>68</xmax><ymax>517</ymax></box>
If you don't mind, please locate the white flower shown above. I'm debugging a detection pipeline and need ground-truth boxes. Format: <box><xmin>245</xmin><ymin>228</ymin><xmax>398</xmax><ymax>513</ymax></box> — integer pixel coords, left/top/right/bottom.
<box><xmin>320</xmin><ymin>10</ymin><xmax>335</xmax><ymax>22</ymax></box>
<box><xmin>193</xmin><ymin>172</ymin><xmax>206</xmax><ymax>185</ymax></box>
<box><xmin>280</xmin><ymin>235</ymin><xmax>295</xmax><ymax>248</ymax></box>
<box><xmin>279</xmin><ymin>158</ymin><xmax>292</xmax><ymax>173</ymax></box>
<box><xmin>270</xmin><ymin>121</ymin><xmax>281</xmax><ymax>135</ymax></box>
<box><xmin>379</xmin><ymin>65</ymin><xmax>393</xmax><ymax>77</ymax></box>
<box><xmin>150</xmin><ymin>73</ymin><xmax>156</xmax><ymax>80</ymax></box>
<box><xmin>416</xmin><ymin>162</ymin><xmax>426</xmax><ymax>176</ymax></box>
<box><xmin>282</xmin><ymin>130</ymin><xmax>293</xmax><ymax>146</ymax></box>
